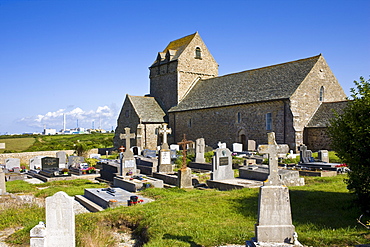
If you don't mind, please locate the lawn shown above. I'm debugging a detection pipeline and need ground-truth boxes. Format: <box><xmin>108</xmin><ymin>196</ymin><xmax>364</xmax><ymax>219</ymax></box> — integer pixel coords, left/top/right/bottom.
<box><xmin>0</xmin><ymin>137</ymin><xmax>35</xmax><ymax>153</ymax></box>
<box><xmin>2</xmin><ymin>175</ymin><xmax>369</xmax><ymax>246</ymax></box>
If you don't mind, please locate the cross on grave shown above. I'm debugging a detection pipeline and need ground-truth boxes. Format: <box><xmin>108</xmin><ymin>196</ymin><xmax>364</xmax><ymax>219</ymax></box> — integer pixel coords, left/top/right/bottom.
<box><xmin>177</xmin><ymin>134</ymin><xmax>193</xmax><ymax>170</ymax></box>
<box><xmin>159</xmin><ymin>123</ymin><xmax>172</xmax><ymax>149</ymax></box>
<box><xmin>120</xmin><ymin>127</ymin><xmax>136</xmax><ymax>151</ymax></box>
<box><xmin>257</xmin><ymin>132</ymin><xmax>289</xmax><ymax>186</ymax></box>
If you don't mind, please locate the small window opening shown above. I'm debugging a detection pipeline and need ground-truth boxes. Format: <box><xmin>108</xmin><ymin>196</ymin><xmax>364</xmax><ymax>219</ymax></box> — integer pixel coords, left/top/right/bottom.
<box><xmin>319</xmin><ymin>86</ymin><xmax>324</xmax><ymax>101</ymax></box>
<box><xmin>195</xmin><ymin>47</ymin><xmax>202</xmax><ymax>59</ymax></box>
<box><xmin>237</xmin><ymin>112</ymin><xmax>241</xmax><ymax>123</ymax></box>
<box><xmin>266</xmin><ymin>113</ymin><xmax>272</xmax><ymax>131</ymax></box>
<box><xmin>188</xmin><ymin>118</ymin><xmax>192</xmax><ymax>128</ymax></box>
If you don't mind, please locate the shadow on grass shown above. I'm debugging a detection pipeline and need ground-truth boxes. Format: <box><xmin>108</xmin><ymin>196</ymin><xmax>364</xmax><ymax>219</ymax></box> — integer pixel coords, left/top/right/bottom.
<box><xmin>162</xmin><ymin>233</ymin><xmax>203</xmax><ymax>247</ymax></box>
<box><xmin>232</xmin><ymin>188</ymin><xmax>359</xmax><ymax>230</ymax></box>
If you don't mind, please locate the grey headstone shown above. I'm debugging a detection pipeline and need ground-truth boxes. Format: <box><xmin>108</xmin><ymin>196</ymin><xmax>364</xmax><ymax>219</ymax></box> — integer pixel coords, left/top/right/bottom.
<box><xmin>177</xmin><ymin>167</ymin><xmax>193</xmax><ymax>188</ymax></box>
<box><xmin>143</xmin><ymin>149</ymin><xmax>157</xmax><ymax>158</ymax></box>
<box><xmin>210</xmin><ymin>148</ymin><xmax>234</xmax><ymax>180</ymax></box>
<box><xmin>68</xmin><ymin>156</ymin><xmax>85</xmax><ymax>168</ymax></box>
<box><xmin>0</xmin><ymin>168</ymin><xmax>6</xmax><ymax>195</ymax></box>
<box><xmin>318</xmin><ymin>150</ymin><xmax>329</xmax><ymax>163</ymax></box>
<box><xmin>45</xmin><ymin>191</ymin><xmax>75</xmax><ymax>246</ymax></box>
<box><xmin>159</xmin><ymin>123</ymin><xmax>172</xmax><ymax>150</ymax></box>
<box><xmin>232</xmin><ymin>143</ymin><xmax>243</xmax><ymax>153</ymax></box>
<box><xmin>217</xmin><ymin>142</ymin><xmax>227</xmax><ymax>149</ymax></box>
<box><xmin>30</xmin><ymin>221</ymin><xmax>46</xmax><ymax>247</ymax></box>
<box><xmin>30</xmin><ymin>156</ymin><xmax>46</xmax><ymax>170</ymax></box>
<box><xmin>158</xmin><ymin>149</ymin><xmax>172</xmax><ymax>173</ymax></box>
<box><xmin>195</xmin><ymin>138</ymin><xmax>206</xmax><ymax>163</ymax></box>
<box><xmin>56</xmin><ymin>151</ymin><xmax>67</xmax><ymax>164</ymax></box>
<box><xmin>5</xmin><ymin>158</ymin><xmax>20</xmax><ymax>170</ymax></box>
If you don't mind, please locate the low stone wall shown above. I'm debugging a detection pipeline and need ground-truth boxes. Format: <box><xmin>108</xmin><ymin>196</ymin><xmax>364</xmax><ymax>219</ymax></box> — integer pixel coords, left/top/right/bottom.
<box><xmin>0</xmin><ymin>149</ymin><xmax>98</xmax><ymax>165</ymax></box>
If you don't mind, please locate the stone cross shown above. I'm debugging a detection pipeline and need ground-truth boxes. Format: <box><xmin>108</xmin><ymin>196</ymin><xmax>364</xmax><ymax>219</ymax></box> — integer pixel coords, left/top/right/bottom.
<box><xmin>195</xmin><ymin>138</ymin><xmax>205</xmax><ymax>163</ymax></box>
<box><xmin>177</xmin><ymin>134</ymin><xmax>193</xmax><ymax>170</ymax></box>
<box><xmin>159</xmin><ymin>123</ymin><xmax>172</xmax><ymax>150</ymax></box>
<box><xmin>257</xmin><ymin>132</ymin><xmax>289</xmax><ymax>186</ymax></box>
<box><xmin>120</xmin><ymin>127</ymin><xmax>136</xmax><ymax>151</ymax></box>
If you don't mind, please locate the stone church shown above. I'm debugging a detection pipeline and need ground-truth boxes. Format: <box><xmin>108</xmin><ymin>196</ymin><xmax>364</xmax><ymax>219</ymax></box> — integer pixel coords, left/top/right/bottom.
<box><xmin>114</xmin><ymin>32</ymin><xmax>347</xmax><ymax>152</ymax></box>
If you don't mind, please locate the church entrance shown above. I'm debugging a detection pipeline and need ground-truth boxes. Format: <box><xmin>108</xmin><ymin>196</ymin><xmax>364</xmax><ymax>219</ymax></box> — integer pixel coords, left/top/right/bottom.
<box><xmin>238</xmin><ymin>130</ymin><xmax>247</xmax><ymax>151</ymax></box>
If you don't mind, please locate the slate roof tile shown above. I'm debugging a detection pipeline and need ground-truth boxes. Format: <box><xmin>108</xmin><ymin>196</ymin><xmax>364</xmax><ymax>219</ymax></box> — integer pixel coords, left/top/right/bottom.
<box><xmin>306</xmin><ymin>101</ymin><xmax>348</xmax><ymax>127</ymax></box>
<box><xmin>128</xmin><ymin>95</ymin><xmax>165</xmax><ymax>123</ymax></box>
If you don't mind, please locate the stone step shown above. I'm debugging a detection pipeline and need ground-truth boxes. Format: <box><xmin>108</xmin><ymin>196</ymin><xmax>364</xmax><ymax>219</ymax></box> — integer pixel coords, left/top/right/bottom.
<box><xmin>75</xmin><ymin>195</ymin><xmax>104</xmax><ymax>212</ymax></box>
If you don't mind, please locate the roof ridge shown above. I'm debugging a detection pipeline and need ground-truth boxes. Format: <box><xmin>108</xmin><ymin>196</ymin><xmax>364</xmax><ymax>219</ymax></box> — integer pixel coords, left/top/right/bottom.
<box><xmin>163</xmin><ymin>32</ymin><xmax>197</xmax><ymax>52</ymax></box>
<box><xmin>204</xmin><ymin>54</ymin><xmax>322</xmax><ymax>81</ymax></box>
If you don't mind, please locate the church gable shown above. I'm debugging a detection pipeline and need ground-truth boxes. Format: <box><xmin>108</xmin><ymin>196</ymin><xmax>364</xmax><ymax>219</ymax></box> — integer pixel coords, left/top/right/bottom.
<box><xmin>128</xmin><ymin>95</ymin><xmax>166</xmax><ymax>123</ymax></box>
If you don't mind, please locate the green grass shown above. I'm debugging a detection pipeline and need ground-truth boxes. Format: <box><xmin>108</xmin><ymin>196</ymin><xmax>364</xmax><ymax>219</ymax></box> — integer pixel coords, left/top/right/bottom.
<box><xmin>3</xmin><ymin>175</ymin><xmax>370</xmax><ymax>246</ymax></box>
<box><xmin>0</xmin><ymin>137</ymin><xmax>35</xmax><ymax>153</ymax></box>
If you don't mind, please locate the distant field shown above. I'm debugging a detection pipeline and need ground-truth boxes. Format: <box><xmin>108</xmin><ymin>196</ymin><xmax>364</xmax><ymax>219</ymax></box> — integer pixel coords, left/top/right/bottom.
<box><xmin>0</xmin><ymin>138</ymin><xmax>35</xmax><ymax>153</ymax></box>
<box><xmin>0</xmin><ymin>133</ymin><xmax>114</xmax><ymax>153</ymax></box>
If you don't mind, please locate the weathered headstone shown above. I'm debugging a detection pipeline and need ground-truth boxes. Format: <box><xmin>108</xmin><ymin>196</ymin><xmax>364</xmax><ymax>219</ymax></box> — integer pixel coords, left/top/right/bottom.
<box><xmin>30</xmin><ymin>221</ymin><xmax>46</xmax><ymax>247</ymax></box>
<box><xmin>247</xmin><ymin>140</ymin><xmax>256</xmax><ymax>151</ymax></box>
<box><xmin>195</xmin><ymin>138</ymin><xmax>206</xmax><ymax>163</ymax></box>
<box><xmin>56</xmin><ymin>151</ymin><xmax>67</xmax><ymax>169</ymax></box>
<box><xmin>210</xmin><ymin>148</ymin><xmax>234</xmax><ymax>180</ymax></box>
<box><xmin>318</xmin><ymin>150</ymin><xmax>329</xmax><ymax>163</ymax></box>
<box><xmin>299</xmin><ymin>144</ymin><xmax>313</xmax><ymax>163</ymax></box>
<box><xmin>45</xmin><ymin>191</ymin><xmax>75</xmax><ymax>246</ymax></box>
<box><xmin>177</xmin><ymin>134</ymin><xmax>193</xmax><ymax>188</ymax></box>
<box><xmin>68</xmin><ymin>156</ymin><xmax>85</xmax><ymax>168</ymax></box>
<box><xmin>119</xmin><ymin>128</ymin><xmax>137</xmax><ymax>176</ymax></box>
<box><xmin>5</xmin><ymin>158</ymin><xmax>20</xmax><ymax>170</ymax></box>
<box><xmin>232</xmin><ymin>143</ymin><xmax>243</xmax><ymax>153</ymax></box>
<box><xmin>30</xmin><ymin>156</ymin><xmax>46</xmax><ymax>170</ymax></box>
<box><xmin>253</xmin><ymin>132</ymin><xmax>297</xmax><ymax>245</ymax></box>
<box><xmin>0</xmin><ymin>167</ymin><xmax>6</xmax><ymax>195</ymax></box>
<box><xmin>158</xmin><ymin>123</ymin><xmax>173</xmax><ymax>173</ymax></box>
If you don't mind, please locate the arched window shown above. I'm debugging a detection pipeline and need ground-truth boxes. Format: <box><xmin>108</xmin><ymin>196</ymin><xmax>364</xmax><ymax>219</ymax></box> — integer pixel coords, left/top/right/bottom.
<box><xmin>195</xmin><ymin>47</ymin><xmax>201</xmax><ymax>59</ymax></box>
<box><xmin>319</xmin><ymin>86</ymin><xmax>324</xmax><ymax>101</ymax></box>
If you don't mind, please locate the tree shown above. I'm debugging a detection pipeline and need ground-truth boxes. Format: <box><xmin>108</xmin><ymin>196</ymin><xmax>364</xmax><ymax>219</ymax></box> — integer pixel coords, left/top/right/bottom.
<box><xmin>328</xmin><ymin>76</ymin><xmax>370</xmax><ymax>213</ymax></box>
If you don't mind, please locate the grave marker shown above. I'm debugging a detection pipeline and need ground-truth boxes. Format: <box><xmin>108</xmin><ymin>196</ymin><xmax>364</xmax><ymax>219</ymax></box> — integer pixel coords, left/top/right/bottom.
<box><xmin>177</xmin><ymin>134</ymin><xmax>193</xmax><ymax>188</ymax></box>
<box><xmin>158</xmin><ymin>123</ymin><xmax>171</xmax><ymax>150</ymax></box>
<box><xmin>195</xmin><ymin>138</ymin><xmax>206</xmax><ymax>163</ymax></box>
<box><xmin>232</xmin><ymin>143</ymin><xmax>243</xmax><ymax>153</ymax></box>
<box><xmin>68</xmin><ymin>156</ymin><xmax>85</xmax><ymax>168</ymax></box>
<box><xmin>253</xmin><ymin>132</ymin><xmax>298</xmax><ymax>245</ymax></box>
<box><xmin>158</xmin><ymin>123</ymin><xmax>173</xmax><ymax>173</ymax></box>
<box><xmin>5</xmin><ymin>158</ymin><xmax>20</xmax><ymax>170</ymax></box>
<box><xmin>0</xmin><ymin>168</ymin><xmax>6</xmax><ymax>195</ymax></box>
<box><xmin>30</xmin><ymin>156</ymin><xmax>46</xmax><ymax>170</ymax></box>
<box><xmin>119</xmin><ymin>127</ymin><xmax>136</xmax><ymax>157</ymax></box>
<box><xmin>247</xmin><ymin>140</ymin><xmax>256</xmax><ymax>151</ymax></box>
<box><xmin>210</xmin><ymin>148</ymin><xmax>234</xmax><ymax>180</ymax></box>
<box><xmin>45</xmin><ymin>191</ymin><xmax>75</xmax><ymax>246</ymax></box>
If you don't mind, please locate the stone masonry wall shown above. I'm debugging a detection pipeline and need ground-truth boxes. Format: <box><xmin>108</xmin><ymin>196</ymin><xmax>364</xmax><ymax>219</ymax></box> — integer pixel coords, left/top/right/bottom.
<box><xmin>304</xmin><ymin>127</ymin><xmax>332</xmax><ymax>151</ymax></box>
<box><xmin>0</xmin><ymin>149</ymin><xmax>98</xmax><ymax>165</ymax></box>
<box><xmin>169</xmin><ymin>100</ymin><xmax>294</xmax><ymax>150</ymax></box>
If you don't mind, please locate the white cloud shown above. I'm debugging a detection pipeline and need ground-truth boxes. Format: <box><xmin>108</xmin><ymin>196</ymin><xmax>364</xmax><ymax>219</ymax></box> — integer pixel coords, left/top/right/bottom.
<box><xmin>18</xmin><ymin>105</ymin><xmax>118</xmax><ymax>131</ymax></box>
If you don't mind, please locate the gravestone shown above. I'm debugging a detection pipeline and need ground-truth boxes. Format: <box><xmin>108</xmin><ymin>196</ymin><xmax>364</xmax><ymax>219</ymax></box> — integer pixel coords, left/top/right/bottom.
<box><xmin>0</xmin><ymin>167</ymin><xmax>6</xmax><ymax>195</ymax></box>
<box><xmin>68</xmin><ymin>156</ymin><xmax>85</xmax><ymax>168</ymax></box>
<box><xmin>232</xmin><ymin>143</ymin><xmax>243</xmax><ymax>153</ymax></box>
<box><xmin>30</xmin><ymin>156</ymin><xmax>46</xmax><ymax>170</ymax></box>
<box><xmin>253</xmin><ymin>132</ymin><xmax>297</xmax><ymax>245</ymax></box>
<box><xmin>158</xmin><ymin>124</ymin><xmax>173</xmax><ymax>173</ymax></box>
<box><xmin>318</xmin><ymin>150</ymin><xmax>329</xmax><ymax>163</ymax></box>
<box><xmin>56</xmin><ymin>151</ymin><xmax>67</xmax><ymax>168</ymax></box>
<box><xmin>217</xmin><ymin>142</ymin><xmax>227</xmax><ymax>149</ymax></box>
<box><xmin>45</xmin><ymin>191</ymin><xmax>75</xmax><ymax>246</ymax></box>
<box><xmin>195</xmin><ymin>138</ymin><xmax>206</xmax><ymax>163</ymax></box>
<box><xmin>210</xmin><ymin>148</ymin><xmax>234</xmax><ymax>180</ymax></box>
<box><xmin>89</xmin><ymin>153</ymin><xmax>101</xmax><ymax>159</ymax></box>
<box><xmin>177</xmin><ymin>135</ymin><xmax>193</xmax><ymax>188</ymax></box>
<box><xmin>39</xmin><ymin>157</ymin><xmax>60</xmax><ymax>177</ymax></box>
<box><xmin>170</xmin><ymin>144</ymin><xmax>179</xmax><ymax>151</ymax></box>
<box><xmin>30</xmin><ymin>221</ymin><xmax>46</xmax><ymax>247</ymax></box>
<box><xmin>119</xmin><ymin>127</ymin><xmax>137</xmax><ymax>176</ymax></box>
<box><xmin>299</xmin><ymin>144</ymin><xmax>313</xmax><ymax>163</ymax></box>
<box><xmin>248</xmin><ymin>140</ymin><xmax>256</xmax><ymax>151</ymax></box>
<box><xmin>5</xmin><ymin>158</ymin><xmax>20</xmax><ymax>170</ymax></box>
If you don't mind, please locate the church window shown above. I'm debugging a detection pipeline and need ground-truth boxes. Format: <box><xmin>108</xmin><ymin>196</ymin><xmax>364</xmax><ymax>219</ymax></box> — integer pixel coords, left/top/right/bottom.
<box><xmin>195</xmin><ymin>47</ymin><xmax>202</xmax><ymax>59</ymax></box>
<box><xmin>266</xmin><ymin>113</ymin><xmax>272</xmax><ymax>131</ymax></box>
<box><xmin>319</xmin><ymin>86</ymin><xmax>324</xmax><ymax>101</ymax></box>
<box><xmin>237</xmin><ymin>112</ymin><xmax>241</xmax><ymax>123</ymax></box>
<box><xmin>188</xmin><ymin>118</ymin><xmax>192</xmax><ymax>128</ymax></box>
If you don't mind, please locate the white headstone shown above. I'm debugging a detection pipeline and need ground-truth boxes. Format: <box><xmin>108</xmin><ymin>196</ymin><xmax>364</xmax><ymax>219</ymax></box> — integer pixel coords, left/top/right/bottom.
<box><xmin>5</xmin><ymin>158</ymin><xmax>20</xmax><ymax>170</ymax></box>
<box><xmin>232</xmin><ymin>143</ymin><xmax>243</xmax><ymax>153</ymax></box>
<box><xmin>195</xmin><ymin>138</ymin><xmax>206</xmax><ymax>163</ymax></box>
<box><xmin>211</xmin><ymin>148</ymin><xmax>234</xmax><ymax>180</ymax></box>
<box><xmin>30</xmin><ymin>156</ymin><xmax>46</xmax><ymax>170</ymax></box>
<box><xmin>0</xmin><ymin>168</ymin><xmax>6</xmax><ymax>195</ymax></box>
<box><xmin>158</xmin><ymin>123</ymin><xmax>172</xmax><ymax>150</ymax></box>
<box><xmin>45</xmin><ymin>191</ymin><xmax>75</xmax><ymax>247</ymax></box>
<box><xmin>247</xmin><ymin>140</ymin><xmax>256</xmax><ymax>151</ymax></box>
<box><xmin>170</xmin><ymin>144</ymin><xmax>179</xmax><ymax>151</ymax></box>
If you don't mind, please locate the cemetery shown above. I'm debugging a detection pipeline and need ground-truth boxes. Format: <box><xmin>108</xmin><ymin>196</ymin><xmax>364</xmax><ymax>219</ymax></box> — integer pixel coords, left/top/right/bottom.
<box><xmin>0</xmin><ymin>129</ymin><xmax>367</xmax><ymax>247</ymax></box>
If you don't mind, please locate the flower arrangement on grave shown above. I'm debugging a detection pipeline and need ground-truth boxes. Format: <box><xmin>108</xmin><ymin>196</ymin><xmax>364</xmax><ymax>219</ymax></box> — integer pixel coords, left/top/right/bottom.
<box><xmin>86</xmin><ymin>167</ymin><xmax>96</xmax><ymax>174</ymax></box>
<box><xmin>20</xmin><ymin>165</ymin><xmax>26</xmax><ymax>173</ymax></box>
<box><xmin>61</xmin><ymin>168</ymin><xmax>69</xmax><ymax>175</ymax></box>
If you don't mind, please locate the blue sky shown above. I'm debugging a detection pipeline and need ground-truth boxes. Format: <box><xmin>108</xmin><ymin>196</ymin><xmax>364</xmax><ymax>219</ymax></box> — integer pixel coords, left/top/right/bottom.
<box><xmin>0</xmin><ymin>0</ymin><xmax>369</xmax><ymax>134</ymax></box>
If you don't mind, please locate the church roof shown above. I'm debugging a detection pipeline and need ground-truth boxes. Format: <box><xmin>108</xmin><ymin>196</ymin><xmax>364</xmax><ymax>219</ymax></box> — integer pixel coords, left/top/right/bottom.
<box><xmin>306</xmin><ymin>101</ymin><xmax>348</xmax><ymax>127</ymax></box>
<box><xmin>128</xmin><ymin>95</ymin><xmax>166</xmax><ymax>123</ymax></box>
<box><xmin>169</xmin><ymin>55</ymin><xmax>322</xmax><ymax>112</ymax></box>
<box><xmin>150</xmin><ymin>32</ymin><xmax>198</xmax><ymax>66</ymax></box>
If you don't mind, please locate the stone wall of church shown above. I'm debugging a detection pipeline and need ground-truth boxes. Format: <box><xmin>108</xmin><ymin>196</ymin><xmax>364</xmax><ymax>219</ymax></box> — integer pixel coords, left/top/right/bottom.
<box><xmin>290</xmin><ymin>56</ymin><xmax>346</xmax><ymax>147</ymax></box>
<box><xmin>143</xmin><ymin>123</ymin><xmax>162</xmax><ymax>150</ymax></box>
<box><xmin>169</xmin><ymin>100</ymin><xmax>295</xmax><ymax>150</ymax></box>
<box><xmin>303</xmin><ymin>127</ymin><xmax>332</xmax><ymax>151</ymax></box>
